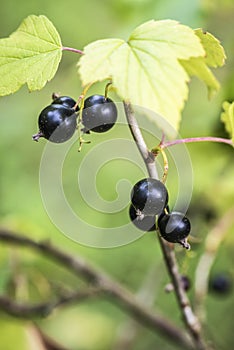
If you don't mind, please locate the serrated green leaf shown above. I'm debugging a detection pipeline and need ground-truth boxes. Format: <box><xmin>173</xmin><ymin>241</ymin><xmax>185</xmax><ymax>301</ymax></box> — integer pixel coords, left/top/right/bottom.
<box><xmin>79</xmin><ymin>20</ymin><xmax>205</xmax><ymax>131</ymax></box>
<box><xmin>195</xmin><ymin>29</ymin><xmax>226</xmax><ymax>67</ymax></box>
<box><xmin>78</xmin><ymin>39</ymin><xmax>124</xmax><ymax>84</ymax></box>
<box><xmin>180</xmin><ymin>57</ymin><xmax>220</xmax><ymax>99</ymax></box>
<box><xmin>180</xmin><ymin>29</ymin><xmax>226</xmax><ymax>99</ymax></box>
<box><xmin>221</xmin><ymin>101</ymin><xmax>234</xmax><ymax>144</ymax></box>
<box><xmin>0</xmin><ymin>15</ymin><xmax>62</xmax><ymax>96</ymax></box>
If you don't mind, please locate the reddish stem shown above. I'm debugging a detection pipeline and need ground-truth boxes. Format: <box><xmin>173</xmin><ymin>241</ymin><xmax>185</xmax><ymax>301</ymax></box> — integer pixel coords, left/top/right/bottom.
<box><xmin>162</xmin><ymin>136</ymin><xmax>232</xmax><ymax>149</ymax></box>
<box><xmin>62</xmin><ymin>46</ymin><xmax>84</xmax><ymax>55</ymax></box>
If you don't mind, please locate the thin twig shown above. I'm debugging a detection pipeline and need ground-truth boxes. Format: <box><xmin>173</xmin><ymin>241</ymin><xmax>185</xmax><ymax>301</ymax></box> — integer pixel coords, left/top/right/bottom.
<box><xmin>0</xmin><ymin>287</ymin><xmax>101</xmax><ymax>318</ymax></box>
<box><xmin>161</xmin><ymin>136</ymin><xmax>233</xmax><ymax>149</ymax></box>
<box><xmin>123</xmin><ymin>102</ymin><xmax>158</xmax><ymax>179</ymax></box>
<box><xmin>123</xmin><ymin>101</ymin><xmax>209</xmax><ymax>350</ymax></box>
<box><xmin>0</xmin><ymin>229</ymin><xmax>193</xmax><ymax>350</ymax></box>
<box><xmin>62</xmin><ymin>46</ymin><xmax>84</xmax><ymax>55</ymax></box>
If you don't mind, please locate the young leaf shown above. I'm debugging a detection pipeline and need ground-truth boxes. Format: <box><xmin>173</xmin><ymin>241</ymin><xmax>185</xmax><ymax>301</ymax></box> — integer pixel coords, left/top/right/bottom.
<box><xmin>79</xmin><ymin>20</ymin><xmax>206</xmax><ymax>131</ymax></box>
<box><xmin>221</xmin><ymin>101</ymin><xmax>234</xmax><ymax>144</ymax></box>
<box><xmin>0</xmin><ymin>15</ymin><xmax>62</xmax><ymax>96</ymax></box>
<box><xmin>180</xmin><ymin>30</ymin><xmax>226</xmax><ymax>99</ymax></box>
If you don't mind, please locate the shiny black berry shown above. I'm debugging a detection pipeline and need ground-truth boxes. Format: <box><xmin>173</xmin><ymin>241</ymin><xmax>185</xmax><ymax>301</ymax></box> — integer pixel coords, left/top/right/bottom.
<box><xmin>129</xmin><ymin>204</ymin><xmax>156</xmax><ymax>232</ymax></box>
<box><xmin>82</xmin><ymin>95</ymin><xmax>117</xmax><ymax>133</ymax></box>
<box><xmin>131</xmin><ymin>178</ymin><xmax>168</xmax><ymax>216</ymax></box>
<box><xmin>52</xmin><ymin>96</ymin><xmax>79</xmax><ymax>111</ymax></box>
<box><xmin>158</xmin><ymin>211</ymin><xmax>191</xmax><ymax>245</ymax></box>
<box><xmin>33</xmin><ymin>104</ymin><xmax>77</xmax><ymax>143</ymax></box>
<box><xmin>209</xmin><ymin>273</ymin><xmax>232</xmax><ymax>295</ymax></box>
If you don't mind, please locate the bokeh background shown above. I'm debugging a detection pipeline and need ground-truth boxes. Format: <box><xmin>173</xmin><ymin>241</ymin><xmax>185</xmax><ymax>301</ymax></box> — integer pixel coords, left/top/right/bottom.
<box><xmin>0</xmin><ymin>0</ymin><xmax>234</xmax><ymax>349</ymax></box>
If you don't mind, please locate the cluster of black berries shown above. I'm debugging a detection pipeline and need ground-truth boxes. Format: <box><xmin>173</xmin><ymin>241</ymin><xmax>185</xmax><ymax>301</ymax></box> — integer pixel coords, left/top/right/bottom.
<box><xmin>129</xmin><ymin>178</ymin><xmax>191</xmax><ymax>248</ymax></box>
<box><xmin>32</xmin><ymin>94</ymin><xmax>118</xmax><ymax>143</ymax></box>
<box><xmin>33</xmin><ymin>94</ymin><xmax>191</xmax><ymax>248</ymax></box>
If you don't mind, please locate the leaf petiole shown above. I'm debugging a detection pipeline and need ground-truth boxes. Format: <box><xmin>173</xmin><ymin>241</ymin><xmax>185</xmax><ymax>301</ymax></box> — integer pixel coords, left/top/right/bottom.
<box><xmin>62</xmin><ymin>46</ymin><xmax>84</xmax><ymax>55</ymax></box>
<box><xmin>161</xmin><ymin>136</ymin><xmax>233</xmax><ymax>149</ymax></box>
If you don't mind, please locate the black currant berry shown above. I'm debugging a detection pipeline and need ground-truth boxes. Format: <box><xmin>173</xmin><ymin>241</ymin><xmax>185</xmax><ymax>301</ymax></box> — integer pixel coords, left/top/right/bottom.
<box><xmin>209</xmin><ymin>273</ymin><xmax>232</xmax><ymax>295</ymax></box>
<box><xmin>165</xmin><ymin>275</ymin><xmax>191</xmax><ymax>293</ymax></box>
<box><xmin>52</xmin><ymin>96</ymin><xmax>79</xmax><ymax>111</ymax></box>
<box><xmin>129</xmin><ymin>204</ymin><xmax>156</xmax><ymax>232</ymax></box>
<box><xmin>181</xmin><ymin>275</ymin><xmax>191</xmax><ymax>292</ymax></box>
<box><xmin>130</xmin><ymin>178</ymin><xmax>168</xmax><ymax>216</ymax></box>
<box><xmin>82</xmin><ymin>95</ymin><xmax>117</xmax><ymax>133</ymax></box>
<box><xmin>158</xmin><ymin>211</ymin><xmax>191</xmax><ymax>245</ymax></box>
<box><xmin>33</xmin><ymin>104</ymin><xmax>77</xmax><ymax>143</ymax></box>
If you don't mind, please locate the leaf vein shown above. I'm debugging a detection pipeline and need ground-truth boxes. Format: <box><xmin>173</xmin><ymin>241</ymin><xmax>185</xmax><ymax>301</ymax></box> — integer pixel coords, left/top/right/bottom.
<box><xmin>16</xmin><ymin>30</ymin><xmax>60</xmax><ymax>47</ymax></box>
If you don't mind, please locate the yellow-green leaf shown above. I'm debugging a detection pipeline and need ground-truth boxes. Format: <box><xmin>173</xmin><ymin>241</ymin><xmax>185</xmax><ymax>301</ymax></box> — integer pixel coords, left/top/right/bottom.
<box><xmin>221</xmin><ymin>101</ymin><xmax>234</xmax><ymax>144</ymax></box>
<box><xmin>180</xmin><ymin>29</ymin><xmax>226</xmax><ymax>98</ymax></box>
<box><xmin>0</xmin><ymin>15</ymin><xmax>62</xmax><ymax>96</ymax></box>
<box><xmin>79</xmin><ymin>20</ymin><xmax>206</xmax><ymax>131</ymax></box>
<box><xmin>78</xmin><ymin>39</ymin><xmax>124</xmax><ymax>84</ymax></box>
<box><xmin>195</xmin><ymin>29</ymin><xmax>226</xmax><ymax>67</ymax></box>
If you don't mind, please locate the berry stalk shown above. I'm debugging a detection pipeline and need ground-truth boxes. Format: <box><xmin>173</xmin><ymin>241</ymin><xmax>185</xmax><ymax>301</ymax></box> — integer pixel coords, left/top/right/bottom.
<box><xmin>123</xmin><ymin>102</ymin><xmax>158</xmax><ymax>178</ymax></box>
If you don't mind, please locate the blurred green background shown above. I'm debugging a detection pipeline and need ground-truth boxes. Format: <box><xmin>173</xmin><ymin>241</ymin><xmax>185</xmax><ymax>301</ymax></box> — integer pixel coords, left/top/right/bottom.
<box><xmin>0</xmin><ymin>0</ymin><xmax>234</xmax><ymax>349</ymax></box>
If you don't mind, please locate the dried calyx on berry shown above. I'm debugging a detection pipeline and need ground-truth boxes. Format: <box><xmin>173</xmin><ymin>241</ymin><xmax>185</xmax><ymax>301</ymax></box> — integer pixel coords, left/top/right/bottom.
<box><xmin>32</xmin><ymin>95</ymin><xmax>78</xmax><ymax>143</ymax></box>
<box><xmin>158</xmin><ymin>211</ymin><xmax>191</xmax><ymax>249</ymax></box>
<box><xmin>129</xmin><ymin>204</ymin><xmax>156</xmax><ymax>232</ymax></box>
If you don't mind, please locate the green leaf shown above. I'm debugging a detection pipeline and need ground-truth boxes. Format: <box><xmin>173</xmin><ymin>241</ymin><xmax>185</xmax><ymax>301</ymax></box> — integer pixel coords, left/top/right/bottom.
<box><xmin>221</xmin><ymin>101</ymin><xmax>234</xmax><ymax>144</ymax></box>
<box><xmin>180</xmin><ymin>29</ymin><xmax>226</xmax><ymax>98</ymax></box>
<box><xmin>194</xmin><ymin>29</ymin><xmax>226</xmax><ymax>67</ymax></box>
<box><xmin>79</xmin><ymin>20</ymin><xmax>206</xmax><ymax>131</ymax></box>
<box><xmin>0</xmin><ymin>15</ymin><xmax>62</xmax><ymax>96</ymax></box>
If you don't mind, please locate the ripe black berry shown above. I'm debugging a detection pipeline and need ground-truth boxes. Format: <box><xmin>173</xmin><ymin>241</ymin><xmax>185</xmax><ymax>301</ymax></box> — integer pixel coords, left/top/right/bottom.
<box><xmin>165</xmin><ymin>275</ymin><xmax>191</xmax><ymax>293</ymax></box>
<box><xmin>181</xmin><ymin>275</ymin><xmax>191</xmax><ymax>292</ymax></box>
<box><xmin>158</xmin><ymin>211</ymin><xmax>191</xmax><ymax>245</ymax></box>
<box><xmin>52</xmin><ymin>95</ymin><xmax>79</xmax><ymax>111</ymax></box>
<box><xmin>130</xmin><ymin>178</ymin><xmax>168</xmax><ymax>216</ymax></box>
<box><xmin>209</xmin><ymin>273</ymin><xmax>232</xmax><ymax>295</ymax></box>
<box><xmin>33</xmin><ymin>104</ymin><xmax>77</xmax><ymax>143</ymax></box>
<box><xmin>82</xmin><ymin>95</ymin><xmax>117</xmax><ymax>133</ymax></box>
<box><xmin>129</xmin><ymin>204</ymin><xmax>156</xmax><ymax>232</ymax></box>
